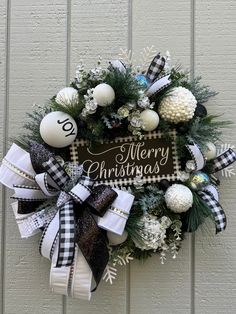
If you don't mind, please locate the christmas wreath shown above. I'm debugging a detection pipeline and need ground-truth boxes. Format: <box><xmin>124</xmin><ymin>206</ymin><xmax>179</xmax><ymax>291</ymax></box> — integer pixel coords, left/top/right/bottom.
<box><xmin>1</xmin><ymin>47</ymin><xmax>235</xmax><ymax>300</ymax></box>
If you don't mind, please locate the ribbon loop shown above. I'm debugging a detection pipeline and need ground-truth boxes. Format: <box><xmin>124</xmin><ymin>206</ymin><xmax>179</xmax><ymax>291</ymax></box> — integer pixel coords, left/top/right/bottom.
<box><xmin>98</xmin><ymin>188</ymin><xmax>134</xmax><ymax>235</ymax></box>
<box><xmin>43</xmin><ymin>157</ymin><xmax>71</xmax><ymax>190</ymax></box>
<box><xmin>146</xmin><ymin>53</ymin><xmax>165</xmax><ymax>83</ymax></box>
<box><xmin>86</xmin><ymin>184</ymin><xmax>118</xmax><ymax>217</ymax></box>
<box><xmin>146</xmin><ymin>75</ymin><xmax>171</xmax><ymax>97</ymax></box>
<box><xmin>186</xmin><ymin>143</ymin><xmax>206</xmax><ymax>171</ymax></box>
<box><xmin>109</xmin><ymin>60</ymin><xmax>126</xmax><ymax>73</ymax></box>
<box><xmin>212</xmin><ymin>148</ymin><xmax>236</xmax><ymax>173</ymax></box>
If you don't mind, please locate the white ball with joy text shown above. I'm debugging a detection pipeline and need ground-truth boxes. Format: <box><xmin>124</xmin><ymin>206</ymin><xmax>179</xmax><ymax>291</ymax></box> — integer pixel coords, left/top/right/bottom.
<box><xmin>40</xmin><ymin>111</ymin><xmax>77</xmax><ymax>148</ymax></box>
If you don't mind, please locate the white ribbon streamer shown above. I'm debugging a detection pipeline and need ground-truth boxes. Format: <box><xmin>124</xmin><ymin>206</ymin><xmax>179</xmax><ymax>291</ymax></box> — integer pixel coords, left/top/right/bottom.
<box><xmin>71</xmin><ymin>248</ymin><xmax>92</xmax><ymax>300</ymax></box>
<box><xmin>50</xmin><ymin>245</ymin><xmax>92</xmax><ymax>300</ymax></box>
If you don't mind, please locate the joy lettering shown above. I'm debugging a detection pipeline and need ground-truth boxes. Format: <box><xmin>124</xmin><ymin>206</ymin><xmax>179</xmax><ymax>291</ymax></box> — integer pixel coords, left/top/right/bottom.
<box><xmin>57</xmin><ymin>118</ymin><xmax>76</xmax><ymax>137</ymax></box>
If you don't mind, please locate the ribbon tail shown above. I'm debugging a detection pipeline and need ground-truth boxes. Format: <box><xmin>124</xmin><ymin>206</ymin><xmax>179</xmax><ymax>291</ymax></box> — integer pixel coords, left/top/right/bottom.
<box><xmin>75</xmin><ymin>207</ymin><xmax>109</xmax><ymax>290</ymax></box>
<box><xmin>56</xmin><ymin>200</ymin><xmax>76</xmax><ymax>267</ymax></box>
<box><xmin>198</xmin><ymin>190</ymin><xmax>226</xmax><ymax>233</ymax></box>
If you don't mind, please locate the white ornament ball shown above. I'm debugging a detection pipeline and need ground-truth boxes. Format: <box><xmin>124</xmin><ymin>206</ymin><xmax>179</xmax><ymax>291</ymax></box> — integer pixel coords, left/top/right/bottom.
<box><xmin>55</xmin><ymin>87</ymin><xmax>79</xmax><ymax>106</ymax></box>
<box><xmin>107</xmin><ymin>230</ymin><xmax>128</xmax><ymax>246</ymax></box>
<box><xmin>140</xmin><ymin>109</ymin><xmax>160</xmax><ymax>131</ymax></box>
<box><xmin>159</xmin><ymin>87</ymin><xmax>197</xmax><ymax>124</ymax></box>
<box><xmin>40</xmin><ymin>111</ymin><xmax>77</xmax><ymax>148</ymax></box>
<box><xmin>93</xmin><ymin>83</ymin><xmax>115</xmax><ymax>107</ymax></box>
<box><xmin>165</xmin><ymin>184</ymin><xmax>193</xmax><ymax>213</ymax></box>
<box><xmin>203</xmin><ymin>142</ymin><xmax>217</xmax><ymax>160</ymax></box>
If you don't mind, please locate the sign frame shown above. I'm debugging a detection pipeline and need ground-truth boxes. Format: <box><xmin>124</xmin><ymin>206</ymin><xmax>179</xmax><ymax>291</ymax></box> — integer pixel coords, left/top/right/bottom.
<box><xmin>70</xmin><ymin>130</ymin><xmax>181</xmax><ymax>186</ymax></box>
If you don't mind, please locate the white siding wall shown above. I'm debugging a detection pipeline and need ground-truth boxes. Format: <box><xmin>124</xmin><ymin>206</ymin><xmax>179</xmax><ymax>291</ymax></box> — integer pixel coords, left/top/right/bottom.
<box><xmin>0</xmin><ymin>1</ymin><xmax>236</xmax><ymax>313</ymax></box>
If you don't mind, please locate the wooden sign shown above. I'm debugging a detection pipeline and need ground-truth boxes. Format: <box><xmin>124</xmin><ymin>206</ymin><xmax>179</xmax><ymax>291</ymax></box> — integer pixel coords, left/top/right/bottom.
<box><xmin>70</xmin><ymin>131</ymin><xmax>180</xmax><ymax>186</ymax></box>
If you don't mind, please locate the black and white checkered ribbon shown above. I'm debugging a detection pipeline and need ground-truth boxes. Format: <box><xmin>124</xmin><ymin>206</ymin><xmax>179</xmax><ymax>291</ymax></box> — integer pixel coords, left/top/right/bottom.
<box><xmin>198</xmin><ymin>190</ymin><xmax>226</xmax><ymax>233</ymax></box>
<box><xmin>212</xmin><ymin>148</ymin><xmax>236</xmax><ymax>173</ymax></box>
<box><xmin>56</xmin><ymin>199</ymin><xmax>75</xmax><ymax>267</ymax></box>
<box><xmin>146</xmin><ymin>53</ymin><xmax>166</xmax><ymax>83</ymax></box>
<box><xmin>42</xmin><ymin>157</ymin><xmax>94</xmax><ymax>267</ymax></box>
<box><xmin>43</xmin><ymin>157</ymin><xmax>71</xmax><ymax>190</ymax></box>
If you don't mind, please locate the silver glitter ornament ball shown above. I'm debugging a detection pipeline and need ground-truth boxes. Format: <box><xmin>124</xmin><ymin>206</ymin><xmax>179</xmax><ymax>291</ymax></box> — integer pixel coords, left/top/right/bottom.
<box><xmin>165</xmin><ymin>184</ymin><xmax>193</xmax><ymax>213</ymax></box>
<box><xmin>189</xmin><ymin>171</ymin><xmax>210</xmax><ymax>191</ymax></box>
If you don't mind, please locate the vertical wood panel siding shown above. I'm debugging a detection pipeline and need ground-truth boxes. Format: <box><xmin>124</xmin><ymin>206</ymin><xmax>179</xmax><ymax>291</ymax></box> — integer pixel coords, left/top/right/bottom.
<box><xmin>195</xmin><ymin>1</ymin><xmax>236</xmax><ymax>313</ymax></box>
<box><xmin>130</xmin><ymin>1</ymin><xmax>192</xmax><ymax>313</ymax></box>
<box><xmin>0</xmin><ymin>1</ymin><xmax>8</xmax><ymax>312</ymax></box>
<box><xmin>0</xmin><ymin>1</ymin><xmax>235</xmax><ymax>313</ymax></box>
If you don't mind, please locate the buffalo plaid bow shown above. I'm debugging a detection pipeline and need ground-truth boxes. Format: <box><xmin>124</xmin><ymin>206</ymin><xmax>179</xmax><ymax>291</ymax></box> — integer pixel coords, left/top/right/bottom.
<box><xmin>42</xmin><ymin>157</ymin><xmax>94</xmax><ymax>267</ymax></box>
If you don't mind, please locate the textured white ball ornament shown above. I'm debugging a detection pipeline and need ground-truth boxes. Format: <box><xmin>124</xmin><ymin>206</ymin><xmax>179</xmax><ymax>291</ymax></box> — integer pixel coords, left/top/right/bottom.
<box><xmin>107</xmin><ymin>230</ymin><xmax>128</xmax><ymax>246</ymax></box>
<box><xmin>40</xmin><ymin>111</ymin><xmax>77</xmax><ymax>148</ymax></box>
<box><xmin>203</xmin><ymin>142</ymin><xmax>217</xmax><ymax>160</ymax></box>
<box><xmin>165</xmin><ymin>184</ymin><xmax>193</xmax><ymax>213</ymax></box>
<box><xmin>93</xmin><ymin>83</ymin><xmax>115</xmax><ymax>106</ymax></box>
<box><xmin>140</xmin><ymin>109</ymin><xmax>160</xmax><ymax>131</ymax></box>
<box><xmin>159</xmin><ymin>87</ymin><xmax>197</xmax><ymax>124</ymax></box>
<box><xmin>55</xmin><ymin>87</ymin><xmax>79</xmax><ymax>106</ymax></box>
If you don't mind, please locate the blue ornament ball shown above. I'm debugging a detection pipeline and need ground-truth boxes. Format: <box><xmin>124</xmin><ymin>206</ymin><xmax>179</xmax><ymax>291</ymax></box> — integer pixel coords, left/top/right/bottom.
<box><xmin>135</xmin><ymin>74</ymin><xmax>149</xmax><ymax>88</ymax></box>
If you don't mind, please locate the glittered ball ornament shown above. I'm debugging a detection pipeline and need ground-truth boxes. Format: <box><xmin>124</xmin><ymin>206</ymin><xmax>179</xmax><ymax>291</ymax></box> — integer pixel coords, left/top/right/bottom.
<box><xmin>107</xmin><ymin>230</ymin><xmax>128</xmax><ymax>246</ymax></box>
<box><xmin>140</xmin><ymin>109</ymin><xmax>159</xmax><ymax>131</ymax></box>
<box><xmin>135</xmin><ymin>74</ymin><xmax>149</xmax><ymax>88</ymax></box>
<box><xmin>93</xmin><ymin>83</ymin><xmax>115</xmax><ymax>107</ymax></box>
<box><xmin>55</xmin><ymin>87</ymin><xmax>79</xmax><ymax>106</ymax></box>
<box><xmin>159</xmin><ymin>87</ymin><xmax>197</xmax><ymax>124</ymax></box>
<box><xmin>40</xmin><ymin>111</ymin><xmax>77</xmax><ymax>148</ymax></box>
<box><xmin>203</xmin><ymin>142</ymin><xmax>217</xmax><ymax>160</ymax></box>
<box><xmin>165</xmin><ymin>184</ymin><xmax>193</xmax><ymax>213</ymax></box>
<box><xmin>189</xmin><ymin>171</ymin><xmax>210</xmax><ymax>191</ymax></box>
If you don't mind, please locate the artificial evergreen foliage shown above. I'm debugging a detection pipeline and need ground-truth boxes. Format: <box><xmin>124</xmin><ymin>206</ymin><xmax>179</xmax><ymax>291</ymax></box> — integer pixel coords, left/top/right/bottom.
<box><xmin>184</xmin><ymin>191</ymin><xmax>213</xmax><ymax>232</ymax></box>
